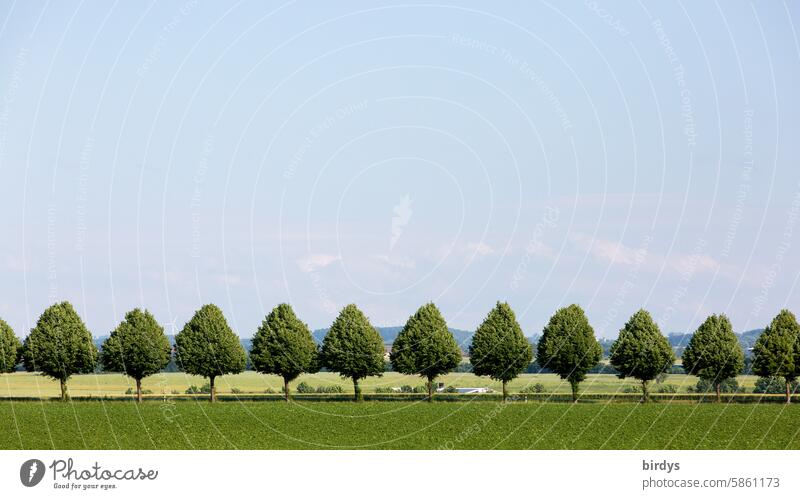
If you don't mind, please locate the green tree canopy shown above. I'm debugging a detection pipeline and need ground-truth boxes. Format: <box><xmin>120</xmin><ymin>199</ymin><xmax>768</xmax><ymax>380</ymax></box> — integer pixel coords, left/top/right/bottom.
<box><xmin>468</xmin><ymin>302</ymin><xmax>533</xmax><ymax>402</ymax></box>
<box><xmin>250</xmin><ymin>303</ymin><xmax>319</xmax><ymax>401</ymax></box>
<box><xmin>22</xmin><ymin>302</ymin><xmax>97</xmax><ymax>401</ymax></box>
<box><xmin>390</xmin><ymin>303</ymin><xmax>462</xmax><ymax>401</ymax></box>
<box><xmin>174</xmin><ymin>304</ymin><xmax>246</xmax><ymax>402</ymax></box>
<box><xmin>752</xmin><ymin>309</ymin><xmax>800</xmax><ymax>403</ymax></box>
<box><xmin>100</xmin><ymin>308</ymin><xmax>171</xmax><ymax>402</ymax></box>
<box><xmin>537</xmin><ymin>304</ymin><xmax>602</xmax><ymax>402</ymax></box>
<box><xmin>0</xmin><ymin>317</ymin><xmax>22</xmax><ymax>373</ymax></box>
<box><xmin>682</xmin><ymin>314</ymin><xmax>744</xmax><ymax>402</ymax></box>
<box><xmin>609</xmin><ymin>309</ymin><xmax>675</xmax><ymax>402</ymax></box>
<box><xmin>321</xmin><ymin>304</ymin><xmax>384</xmax><ymax>401</ymax></box>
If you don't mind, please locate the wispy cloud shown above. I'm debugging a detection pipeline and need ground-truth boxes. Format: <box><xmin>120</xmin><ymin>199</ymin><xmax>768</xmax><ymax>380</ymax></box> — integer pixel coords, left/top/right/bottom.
<box><xmin>371</xmin><ymin>254</ymin><xmax>416</xmax><ymax>269</ymax></box>
<box><xmin>570</xmin><ymin>233</ymin><xmax>731</xmax><ymax>279</ymax></box>
<box><xmin>428</xmin><ymin>241</ymin><xmax>496</xmax><ymax>262</ymax></box>
<box><xmin>215</xmin><ymin>273</ymin><xmax>242</xmax><ymax>285</ymax></box>
<box><xmin>390</xmin><ymin>195</ymin><xmax>412</xmax><ymax>250</ymax></box>
<box><xmin>669</xmin><ymin>253</ymin><xmax>720</xmax><ymax>275</ymax></box>
<box><xmin>3</xmin><ymin>254</ymin><xmax>27</xmax><ymax>272</ymax></box>
<box><xmin>297</xmin><ymin>253</ymin><xmax>339</xmax><ymax>272</ymax></box>
<box><xmin>466</xmin><ymin>242</ymin><xmax>495</xmax><ymax>257</ymax></box>
<box><xmin>524</xmin><ymin>241</ymin><xmax>556</xmax><ymax>260</ymax></box>
<box><xmin>570</xmin><ymin>233</ymin><xmax>643</xmax><ymax>265</ymax></box>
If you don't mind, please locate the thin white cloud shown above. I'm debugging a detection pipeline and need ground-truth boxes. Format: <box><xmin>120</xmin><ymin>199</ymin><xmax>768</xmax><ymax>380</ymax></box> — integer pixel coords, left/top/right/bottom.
<box><xmin>571</xmin><ymin>233</ymin><xmax>642</xmax><ymax>265</ymax></box>
<box><xmin>466</xmin><ymin>242</ymin><xmax>495</xmax><ymax>257</ymax></box>
<box><xmin>555</xmin><ymin>192</ymin><xmax>666</xmax><ymax>204</ymax></box>
<box><xmin>390</xmin><ymin>195</ymin><xmax>413</xmax><ymax>250</ymax></box>
<box><xmin>670</xmin><ymin>253</ymin><xmax>720</xmax><ymax>275</ymax></box>
<box><xmin>427</xmin><ymin>241</ymin><xmax>496</xmax><ymax>261</ymax></box>
<box><xmin>3</xmin><ymin>254</ymin><xmax>27</xmax><ymax>272</ymax></box>
<box><xmin>371</xmin><ymin>254</ymin><xmax>416</xmax><ymax>269</ymax></box>
<box><xmin>297</xmin><ymin>254</ymin><xmax>339</xmax><ymax>273</ymax></box>
<box><xmin>215</xmin><ymin>273</ymin><xmax>242</xmax><ymax>285</ymax></box>
<box><xmin>525</xmin><ymin>241</ymin><xmax>556</xmax><ymax>260</ymax></box>
<box><xmin>570</xmin><ymin>233</ymin><xmax>734</xmax><ymax>282</ymax></box>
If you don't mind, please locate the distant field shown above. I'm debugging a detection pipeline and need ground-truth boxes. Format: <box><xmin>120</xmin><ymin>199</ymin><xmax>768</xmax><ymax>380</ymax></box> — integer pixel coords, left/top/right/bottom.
<box><xmin>0</xmin><ymin>372</ymin><xmax>763</xmax><ymax>398</ymax></box>
<box><xmin>2</xmin><ymin>401</ymin><xmax>798</xmax><ymax>450</ymax></box>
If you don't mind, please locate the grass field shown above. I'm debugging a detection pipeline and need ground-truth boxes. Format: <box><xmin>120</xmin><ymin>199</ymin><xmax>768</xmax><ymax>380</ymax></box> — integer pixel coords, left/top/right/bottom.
<box><xmin>0</xmin><ymin>371</ymin><xmax>764</xmax><ymax>398</ymax></box>
<box><xmin>1</xmin><ymin>400</ymin><xmax>799</xmax><ymax>449</ymax></box>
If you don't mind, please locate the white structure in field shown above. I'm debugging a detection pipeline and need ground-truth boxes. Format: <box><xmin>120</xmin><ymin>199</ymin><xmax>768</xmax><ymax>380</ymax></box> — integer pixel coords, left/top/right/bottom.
<box><xmin>454</xmin><ymin>387</ymin><xmax>491</xmax><ymax>394</ymax></box>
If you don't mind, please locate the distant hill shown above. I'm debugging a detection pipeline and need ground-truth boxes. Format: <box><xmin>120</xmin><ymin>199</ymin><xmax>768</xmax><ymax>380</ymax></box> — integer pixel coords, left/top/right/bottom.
<box><xmin>95</xmin><ymin>334</ymin><xmax>252</xmax><ymax>349</ymax></box>
<box><xmin>312</xmin><ymin>327</ymin><xmax>475</xmax><ymax>349</ymax></box>
<box><xmin>668</xmin><ymin>328</ymin><xmax>763</xmax><ymax>357</ymax></box>
<box><xmin>530</xmin><ymin>329</ymin><xmax>764</xmax><ymax>359</ymax></box>
<box><xmin>97</xmin><ymin>328</ymin><xmax>476</xmax><ymax>351</ymax></box>
<box><xmin>94</xmin><ymin>327</ymin><xmax>765</xmax><ymax>359</ymax></box>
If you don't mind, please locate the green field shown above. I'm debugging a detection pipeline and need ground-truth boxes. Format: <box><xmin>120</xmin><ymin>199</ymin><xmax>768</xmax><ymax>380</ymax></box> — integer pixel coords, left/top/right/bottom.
<box><xmin>2</xmin><ymin>372</ymin><xmax>794</xmax><ymax>450</ymax></box>
<box><xmin>1</xmin><ymin>401</ymin><xmax>799</xmax><ymax>449</ymax></box>
<box><xmin>0</xmin><ymin>371</ymin><xmax>764</xmax><ymax>398</ymax></box>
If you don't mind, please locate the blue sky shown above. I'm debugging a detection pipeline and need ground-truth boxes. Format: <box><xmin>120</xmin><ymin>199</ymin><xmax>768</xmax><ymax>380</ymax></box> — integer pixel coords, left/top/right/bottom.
<box><xmin>1</xmin><ymin>1</ymin><xmax>799</xmax><ymax>338</ymax></box>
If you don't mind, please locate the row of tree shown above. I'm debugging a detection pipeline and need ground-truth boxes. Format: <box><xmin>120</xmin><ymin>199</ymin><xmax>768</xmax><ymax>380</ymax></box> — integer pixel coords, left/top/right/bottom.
<box><xmin>1</xmin><ymin>302</ymin><xmax>798</xmax><ymax>403</ymax></box>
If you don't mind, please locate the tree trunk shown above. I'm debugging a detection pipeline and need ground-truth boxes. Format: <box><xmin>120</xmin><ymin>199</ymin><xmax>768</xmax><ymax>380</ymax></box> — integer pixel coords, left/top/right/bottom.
<box><xmin>641</xmin><ymin>379</ymin><xmax>649</xmax><ymax>403</ymax></box>
<box><xmin>60</xmin><ymin>378</ymin><xmax>69</xmax><ymax>402</ymax></box>
<box><xmin>786</xmin><ymin>381</ymin><xmax>792</xmax><ymax>404</ymax></box>
<box><xmin>427</xmin><ymin>377</ymin><xmax>434</xmax><ymax>402</ymax></box>
<box><xmin>502</xmin><ymin>380</ymin><xmax>508</xmax><ymax>403</ymax></box>
<box><xmin>353</xmin><ymin>378</ymin><xmax>362</xmax><ymax>402</ymax></box>
<box><xmin>136</xmin><ymin>378</ymin><xmax>142</xmax><ymax>403</ymax></box>
<box><xmin>284</xmin><ymin>377</ymin><xmax>290</xmax><ymax>402</ymax></box>
<box><xmin>210</xmin><ymin>376</ymin><xmax>216</xmax><ymax>403</ymax></box>
<box><xmin>715</xmin><ymin>381</ymin><xmax>721</xmax><ymax>403</ymax></box>
<box><xmin>570</xmin><ymin>380</ymin><xmax>579</xmax><ymax>403</ymax></box>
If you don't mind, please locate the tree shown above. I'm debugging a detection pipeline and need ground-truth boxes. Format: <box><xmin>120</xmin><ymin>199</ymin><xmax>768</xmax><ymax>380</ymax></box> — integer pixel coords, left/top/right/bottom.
<box><xmin>174</xmin><ymin>304</ymin><xmax>246</xmax><ymax>402</ymax></box>
<box><xmin>22</xmin><ymin>302</ymin><xmax>97</xmax><ymax>401</ymax></box>
<box><xmin>752</xmin><ymin>309</ymin><xmax>800</xmax><ymax>404</ymax></box>
<box><xmin>609</xmin><ymin>309</ymin><xmax>675</xmax><ymax>402</ymax></box>
<box><xmin>250</xmin><ymin>303</ymin><xmax>319</xmax><ymax>401</ymax></box>
<box><xmin>391</xmin><ymin>303</ymin><xmax>462</xmax><ymax>401</ymax></box>
<box><xmin>537</xmin><ymin>304</ymin><xmax>602</xmax><ymax>402</ymax></box>
<box><xmin>691</xmin><ymin>377</ymin><xmax>741</xmax><ymax>394</ymax></box>
<box><xmin>682</xmin><ymin>314</ymin><xmax>744</xmax><ymax>403</ymax></box>
<box><xmin>0</xmin><ymin>317</ymin><xmax>22</xmax><ymax>374</ymax></box>
<box><xmin>469</xmin><ymin>302</ymin><xmax>533</xmax><ymax>402</ymax></box>
<box><xmin>321</xmin><ymin>304</ymin><xmax>384</xmax><ymax>401</ymax></box>
<box><xmin>100</xmin><ymin>308</ymin><xmax>171</xmax><ymax>402</ymax></box>
<box><xmin>753</xmin><ymin>376</ymin><xmax>799</xmax><ymax>395</ymax></box>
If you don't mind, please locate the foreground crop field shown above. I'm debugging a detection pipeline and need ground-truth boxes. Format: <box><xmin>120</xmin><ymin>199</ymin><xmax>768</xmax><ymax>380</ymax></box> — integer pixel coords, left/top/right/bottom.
<box><xmin>0</xmin><ymin>372</ymin><xmax>762</xmax><ymax>397</ymax></box>
<box><xmin>1</xmin><ymin>401</ymin><xmax>798</xmax><ymax>450</ymax></box>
